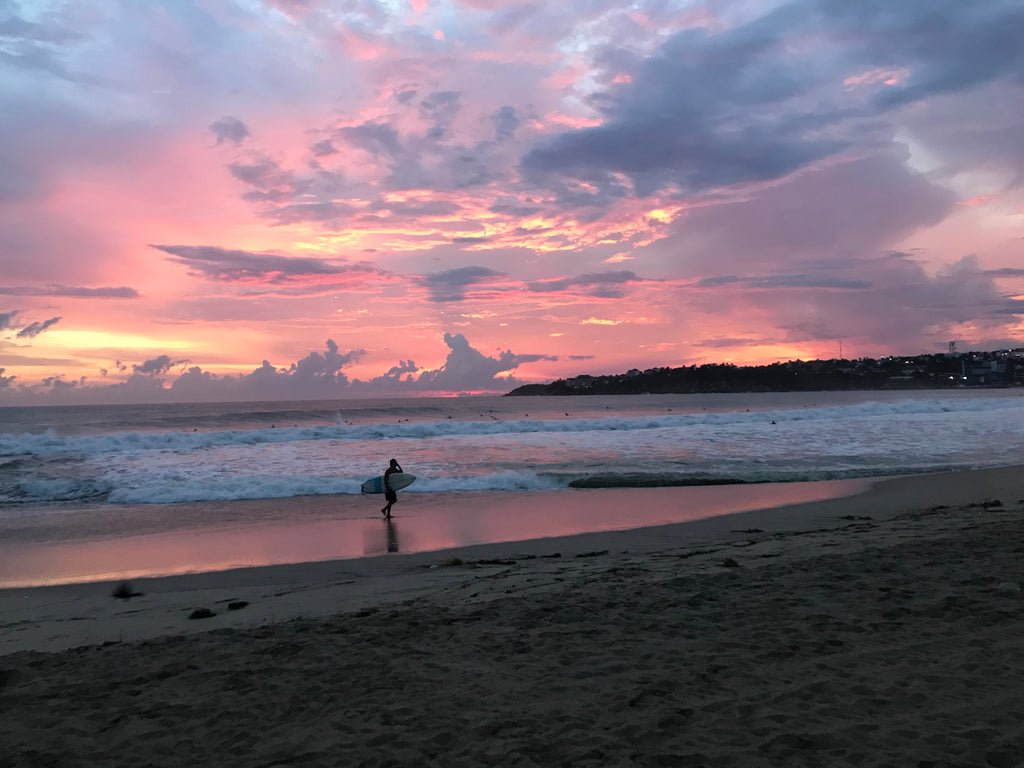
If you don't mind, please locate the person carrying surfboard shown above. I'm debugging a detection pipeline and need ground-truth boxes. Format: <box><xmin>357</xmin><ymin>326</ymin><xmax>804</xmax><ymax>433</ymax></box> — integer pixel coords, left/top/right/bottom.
<box><xmin>382</xmin><ymin>458</ymin><xmax>404</xmax><ymax>518</ymax></box>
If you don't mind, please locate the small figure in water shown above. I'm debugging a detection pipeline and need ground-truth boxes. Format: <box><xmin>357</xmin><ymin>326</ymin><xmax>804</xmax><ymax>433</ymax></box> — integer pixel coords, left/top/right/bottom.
<box><xmin>382</xmin><ymin>458</ymin><xmax>404</xmax><ymax>518</ymax></box>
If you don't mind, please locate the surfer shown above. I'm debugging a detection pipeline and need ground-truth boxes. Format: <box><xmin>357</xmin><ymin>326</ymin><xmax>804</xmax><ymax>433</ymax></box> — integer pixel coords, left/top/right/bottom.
<box><xmin>382</xmin><ymin>458</ymin><xmax>404</xmax><ymax>518</ymax></box>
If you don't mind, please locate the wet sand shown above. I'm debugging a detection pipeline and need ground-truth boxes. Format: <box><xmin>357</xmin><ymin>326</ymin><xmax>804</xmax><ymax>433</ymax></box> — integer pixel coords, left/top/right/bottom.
<box><xmin>0</xmin><ymin>478</ymin><xmax>871</xmax><ymax>589</ymax></box>
<box><xmin>2</xmin><ymin>467</ymin><xmax>1024</xmax><ymax>766</ymax></box>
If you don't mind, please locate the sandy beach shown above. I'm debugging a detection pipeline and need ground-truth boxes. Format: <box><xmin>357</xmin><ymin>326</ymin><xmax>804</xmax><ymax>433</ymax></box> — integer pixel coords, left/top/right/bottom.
<box><xmin>2</xmin><ymin>466</ymin><xmax>1024</xmax><ymax>766</ymax></box>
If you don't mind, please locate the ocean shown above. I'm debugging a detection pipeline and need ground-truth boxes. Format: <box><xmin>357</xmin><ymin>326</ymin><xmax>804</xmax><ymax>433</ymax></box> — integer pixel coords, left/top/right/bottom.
<box><xmin>2</xmin><ymin>389</ymin><xmax>1023</xmax><ymax>586</ymax></box>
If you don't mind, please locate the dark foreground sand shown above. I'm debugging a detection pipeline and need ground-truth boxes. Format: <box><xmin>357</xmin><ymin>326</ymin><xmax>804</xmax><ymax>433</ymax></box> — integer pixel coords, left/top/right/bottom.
<box><xmin>2</xmin><ymin>468</ymin><xmax>1024</xmax><ymax>767</ymax></box>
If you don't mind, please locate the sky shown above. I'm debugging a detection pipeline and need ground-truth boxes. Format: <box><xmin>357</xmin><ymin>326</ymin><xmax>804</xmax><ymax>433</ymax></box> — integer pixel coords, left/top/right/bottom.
<box><xmin>1</xmin><ymin>0</ymin><xmax>1023</xmax><ymax>404</ymax></box>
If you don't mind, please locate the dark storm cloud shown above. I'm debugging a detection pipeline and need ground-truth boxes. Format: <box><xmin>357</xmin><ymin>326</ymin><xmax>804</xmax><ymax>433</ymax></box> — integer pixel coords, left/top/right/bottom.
<box><xmin>15</xmin><ymin>316</ymin><xmax>61</xmax><ymax>338</ymax></box>
<box><xmin>0</xmin><ymin>285</ymin><xmax>138</xmax><ymax>297</ymax></box>
<box><xmin>151</xmin><ymin>244</ymin><xmax>372</xmax><ymax>283</ymax></box>
<box><xmin>209</xmin><ymin>116</ymin><xmax>250</xmax><ymax>145</ymax></box>
<box><xmin>417</xmin><ymin>266</ymin><xmax>506</xmax><ymax>303</ymax></box>
<box><xmin>520</xmin><ymin>0</ymin><xmax>1024</xmax><ymax>201</ymax></box>
<box><xmin>526</xmin><ymin>271</ymin><xmax>645</xmax><ymax>298</ymax></box>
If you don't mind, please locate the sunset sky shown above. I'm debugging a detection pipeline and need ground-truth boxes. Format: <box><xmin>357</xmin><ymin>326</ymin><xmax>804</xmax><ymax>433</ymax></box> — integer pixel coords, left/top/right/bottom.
<box><xmin>1</xmin><ymin>0</ymin><xmax>1023</xmax><ymax>403</ymax></box>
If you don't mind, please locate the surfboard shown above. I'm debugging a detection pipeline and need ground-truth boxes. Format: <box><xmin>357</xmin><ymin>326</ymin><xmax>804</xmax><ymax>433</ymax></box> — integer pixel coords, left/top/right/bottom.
<box><xmin>361</xmin><ymin>473</ymin><xmax>416</xmax><ymax>494</ymax></box>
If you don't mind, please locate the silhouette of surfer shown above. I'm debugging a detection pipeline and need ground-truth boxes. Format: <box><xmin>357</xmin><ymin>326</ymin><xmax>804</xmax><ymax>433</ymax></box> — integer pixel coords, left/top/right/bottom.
<box><xmin>381</xmin><ymin>458</ymin><xmax>404</xmax><ymax>518</ymax></box>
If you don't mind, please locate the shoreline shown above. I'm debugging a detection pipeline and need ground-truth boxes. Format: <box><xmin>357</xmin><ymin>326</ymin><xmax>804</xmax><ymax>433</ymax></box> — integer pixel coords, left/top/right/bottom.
<box><xmin>2</xmin><ymin>465</ymin><xmax>1022</xmax><ymax>657</ymax></box>
<box><xmin>2</xmin><ymin>465</ymin><xmax>1023</xmax><ymax>765</ymax></box>
<box><xmin>0</xmin><ymin>477</ymin><xmax>874</xmax><ymax>590</ymax></box>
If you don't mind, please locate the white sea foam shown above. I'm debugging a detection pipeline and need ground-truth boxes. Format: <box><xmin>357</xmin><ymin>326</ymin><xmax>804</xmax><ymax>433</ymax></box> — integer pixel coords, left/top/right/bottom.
<box><xmin>2</xmin><ymin>393</ymin><xmax>1023</xmax><ymax>507</ymax></box>
<box><xmin>2</xmin><ymin>396</ymin><xmax>1022</xmax><ymax>457</ymax></box>
<box><xmin>97</xmin><ymin>471</ymin><xmax>565</xmax><ymax>505</ymax></box>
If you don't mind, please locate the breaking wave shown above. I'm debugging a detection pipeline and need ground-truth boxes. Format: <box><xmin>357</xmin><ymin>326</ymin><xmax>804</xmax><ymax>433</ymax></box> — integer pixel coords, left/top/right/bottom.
<box><xmin>3</xmin><ymin>396</ymin><xmax>1022</xmax><ymax>458</ymax></box>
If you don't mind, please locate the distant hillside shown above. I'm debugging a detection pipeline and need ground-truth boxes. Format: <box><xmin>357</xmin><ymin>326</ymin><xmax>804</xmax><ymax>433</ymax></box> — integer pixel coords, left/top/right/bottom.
<box><xmin>505</xmin><ymin>351</ymin><xmax>1024</xmax><ymax>396</ymax></box>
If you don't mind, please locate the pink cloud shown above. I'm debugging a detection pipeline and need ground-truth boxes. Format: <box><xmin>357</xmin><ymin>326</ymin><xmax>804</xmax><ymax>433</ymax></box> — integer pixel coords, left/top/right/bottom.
<box><xmin>1</xmin><ymin>0</ymin><xmax>1022</xmax><ymax>399</ymax></box>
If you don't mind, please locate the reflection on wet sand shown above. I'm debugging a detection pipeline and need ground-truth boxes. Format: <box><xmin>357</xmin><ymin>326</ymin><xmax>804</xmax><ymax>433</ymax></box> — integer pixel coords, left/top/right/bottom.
<box><xmin>0</xmin><ymin>479</ymin><xmax>871</xmax><ymax>588</ymax></box>
<box><xmin>362</xmin><ymin>519</ymin><xmax>400</xmax><ymax>556</ymax></box>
